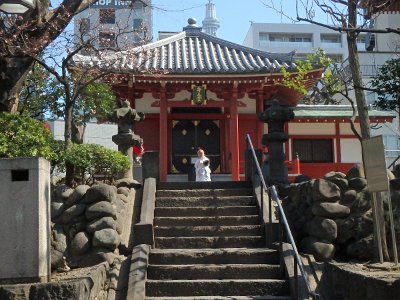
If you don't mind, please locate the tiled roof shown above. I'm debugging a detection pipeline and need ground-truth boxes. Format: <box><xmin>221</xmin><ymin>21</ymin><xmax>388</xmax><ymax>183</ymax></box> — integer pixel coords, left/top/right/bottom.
<box><xmin>73</xmin><ymin>24</ymin><xmax>298</xmax><ymax>75</ymax></box>
<box><xmin>294</xmin><ymin>105</ymin><xmax>396</xmax><ymax>118</ymax></box>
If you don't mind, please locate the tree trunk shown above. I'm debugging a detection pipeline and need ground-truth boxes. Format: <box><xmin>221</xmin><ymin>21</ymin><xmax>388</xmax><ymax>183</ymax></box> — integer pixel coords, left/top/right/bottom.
<box><xmin>64</xmin><ymin>98</ymin><xmax>75</xmax><ymax>187</ymax></box>
<box><xmin>347</xmin><ymin>42</ymin><xmax>371</xmax><ymax>139</ymax></box>
<box><xmin>0</xmin><ymin>57</ymin><xmax>34</xmax><ymax>113</ymax></box>
<box><xmin>347</xmin><ymin>1</ymin><xmax>389</xmax><ymax>261</ymax></box>
<box><xmin>72</xmin><ymin>121</ymin><xmax>85</xmax><ymax>144</ymax></box>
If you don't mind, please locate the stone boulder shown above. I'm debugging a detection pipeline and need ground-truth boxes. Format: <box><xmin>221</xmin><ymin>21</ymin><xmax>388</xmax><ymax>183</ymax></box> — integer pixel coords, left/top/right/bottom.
<box><xmin>93</xmin><ymin>228</ymin><xmax>120</xmax><ymax>251</ymax></box>
<box><xmin>70</xmin><ymin>232</ymin><xmax>91</xmax><ymax>256</ymax></box>
<box><xmin>390</xmin><ymin>178</ymin><xmax>400</xmax><ymax>190</ymax></box>
<box><xmin>86</xmin><ymin>201</ymin><xmax>116</xmax><ymax>221</ymax></box>
<box><xmin>50</xmin><ymin>224</ymin><xmax>67</xmax><ymax>270</ymax></box>
<box><xmin>62</xmin><ymin>203</ymin><xmax>86</xmax><ymax>224</ymax></box>
<box><xmin>117</xmin><ymin>187</ymin><xmax>130</xmax><ymax>197</ymax></box>
<box><xmin>65</xmin><ymin>185</ymin><xmax>90</xmax><ymax>208</ymax></box>
<box><xmin>294</xmin><ymin>174</ymin><xmax>311</xmax><ymax>183</ymax></box>
<box><xmin>312</xmin><ymin>202</ymin><xmax>350</xmax><ymax>219</ymax></box>
<box><xmin>346</xmin><ymin>235</ymin><xmax>373</xmax><ymax>259</ymax></box>
<box><xmin>324</xmin><ymin>171</ymin><xmax>346</xmax><ymax>181</ymax></box>
<box><xmin>341</xmin><ymin>189</ymin><xmax>358</xmax><ymax>206</ymax></box>
<box><xmin>87</xmin><ymin>217</ymin><xmax>118</xmax><ymax>233</ymax></box>
<box><xmin>313</xmin><ymin>179</ymin><xmax>341</xmax><ymax>203</ymax></box>
<box><xmin>348</xmin><ymin>178</ymin><xmax>367</xmax><ymax>191</ymax></box>
<box><xmin>115</xmin><ymin>178</ymin><xmax>142</xmax><ymax>189</ymax></box>
<box><xmin>51</xmin><ymin>201</ymin><xmax>65</xmax><ymax>220</ymax></box>
<box><xmin>346</xmin><ymin>163</ymin><xmax>365</xmax><ymax>179</ymax></box>
<box><xmin>329</xmin><ymin>178</ymin><xmax>349</xmax><ymax>193</ymax></box>
<box><xmin>305</xmin><ymin>217</ymin><xmax>337</xmax><ymax>242</ymax></box>
<box><xmin>300</xmin><ymin>236</ymin><xmax>336</xmax><ymax>261</ymax></box>
<box><xmin>85</xmin><ymin>184</ymin><xmax>117</xmax><ymax>204</ymax></box>
<box><xmin>53</xmin><ymin>184</ymin><xmax>74</xmax><ymax>202</ymax></box>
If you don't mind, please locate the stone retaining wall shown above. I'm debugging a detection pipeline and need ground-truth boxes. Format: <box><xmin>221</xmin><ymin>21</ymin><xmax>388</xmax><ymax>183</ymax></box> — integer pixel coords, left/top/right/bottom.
<box><xmin>282</xmin><ymin>163</ymin><xmax>400</xmax><ymax>261</ymax></box>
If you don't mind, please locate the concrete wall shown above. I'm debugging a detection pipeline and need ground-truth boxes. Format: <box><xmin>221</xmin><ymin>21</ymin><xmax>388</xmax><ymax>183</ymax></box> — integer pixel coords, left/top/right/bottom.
<box><xmin>48</xmin><ymin>120</ymin><xmax>117</xmax><ymax>150</ymax></box>
<box><xmin>0</xmin><ymin>157</ymin><xmax>51</xmax><ymax>283</ymax></box>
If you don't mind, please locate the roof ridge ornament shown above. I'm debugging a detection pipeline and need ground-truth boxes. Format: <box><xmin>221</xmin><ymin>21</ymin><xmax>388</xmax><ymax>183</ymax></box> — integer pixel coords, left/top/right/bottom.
<box><xmin>184</xmin><ymin>17</ymin><xmax>202</xmax><ymax>33</ymax></box>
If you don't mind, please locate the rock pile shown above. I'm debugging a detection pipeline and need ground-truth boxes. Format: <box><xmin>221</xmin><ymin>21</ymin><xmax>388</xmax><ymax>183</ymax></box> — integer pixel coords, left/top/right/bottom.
<box><xmin>283</xmin><ymin>163</ymin><xmax>392</xmax><ymax>261</ymax></box>
<box><xmin>51</xmin><ymin>183</ymin><xmax>136</xmax><ymax>269</ymax></box>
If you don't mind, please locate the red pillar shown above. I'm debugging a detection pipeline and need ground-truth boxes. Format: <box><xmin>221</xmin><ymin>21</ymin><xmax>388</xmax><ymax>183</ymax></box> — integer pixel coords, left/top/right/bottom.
<box><xmin>229</xmin><ymin>83</ymin><xmax>240</xmax><ymax>181</ymax></box>
<box><xmin>159</xmin><ymin>83</ymin><xmax>168</xmax><ymax>182</ymax></box>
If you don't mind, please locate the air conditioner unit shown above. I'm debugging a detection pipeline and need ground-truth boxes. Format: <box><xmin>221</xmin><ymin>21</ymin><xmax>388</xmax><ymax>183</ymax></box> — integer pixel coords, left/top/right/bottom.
<box><xmin>365</xmin><ymin>32</ymin><xmax>375</xmax><ymax>51</ymax></box>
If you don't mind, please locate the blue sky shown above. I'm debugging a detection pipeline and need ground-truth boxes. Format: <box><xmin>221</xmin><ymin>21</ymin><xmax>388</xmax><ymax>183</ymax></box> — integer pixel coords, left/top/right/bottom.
<box><xmin>151</xmin><ymin>0</ymin><xmax>330</xmax><ymax>44</ymax></box>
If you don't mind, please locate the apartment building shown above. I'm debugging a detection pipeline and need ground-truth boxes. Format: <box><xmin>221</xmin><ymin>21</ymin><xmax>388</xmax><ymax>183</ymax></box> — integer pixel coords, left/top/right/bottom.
<box><xmin>243</xmin><ymin>23</ymin><xmax>358</xmax><ymax>62</ymax></box>
<box><xmin>74</xmin><ymin>0</ymin><xmax>152</xmax><ymax>51</ymax></box>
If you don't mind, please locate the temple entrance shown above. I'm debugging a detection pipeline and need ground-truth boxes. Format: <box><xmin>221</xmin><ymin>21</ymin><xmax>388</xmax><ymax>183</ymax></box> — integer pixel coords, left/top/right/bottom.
<box><xmin>171</xmin><ymin>119</ymin><xmax>220</xmax><ymax>174</ymax></box>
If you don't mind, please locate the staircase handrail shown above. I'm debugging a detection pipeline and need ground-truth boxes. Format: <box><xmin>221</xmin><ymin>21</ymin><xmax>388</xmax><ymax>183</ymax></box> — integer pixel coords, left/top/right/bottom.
<box><xmin>388</xmin><ymin>153</ymin><xmax>400</xmax><ymax>171</ymax></box>
<box><xmin>245</xmin><ymin>134</ymin><xmax>318</xmax><ymax>300</ymax></box>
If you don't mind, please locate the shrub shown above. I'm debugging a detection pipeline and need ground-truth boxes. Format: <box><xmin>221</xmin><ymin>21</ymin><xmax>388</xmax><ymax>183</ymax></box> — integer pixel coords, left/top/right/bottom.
<box><xmin>63</xmin><ymin>143</ymin><xmax>130</xmax><ymax>184</ymax></box>
<box><xmin>0</xmin><ymin>112</ymin><xmax>59</xmax><ymax>161</ymax></box>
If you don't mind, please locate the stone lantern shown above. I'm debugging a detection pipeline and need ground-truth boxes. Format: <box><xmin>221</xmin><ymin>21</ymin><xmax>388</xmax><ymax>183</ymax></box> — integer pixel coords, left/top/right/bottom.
<box><xmin>258</xmin><ymin>98</ymin><xmax>294</xmax><ymax>185</ymax></box>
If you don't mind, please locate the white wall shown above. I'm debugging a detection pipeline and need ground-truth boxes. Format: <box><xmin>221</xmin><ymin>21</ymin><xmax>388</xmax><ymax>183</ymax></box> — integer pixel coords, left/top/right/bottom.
<box><xmin>341</xmin><ymin>138</ymin><xmax>362</xmax><ymax>163</ymax></box>
<box><xmin>48</xmin><ymin>120</ymin><xmax>117</xmax><ymax>150</ymax></box>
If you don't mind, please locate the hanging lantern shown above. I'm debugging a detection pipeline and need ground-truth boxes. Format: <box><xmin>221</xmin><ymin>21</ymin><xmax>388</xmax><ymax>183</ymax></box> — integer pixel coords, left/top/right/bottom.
<box><xmin>0</xmin><ymin>0</ymin><xmax>36</xmax><ymax>14</ymax></box>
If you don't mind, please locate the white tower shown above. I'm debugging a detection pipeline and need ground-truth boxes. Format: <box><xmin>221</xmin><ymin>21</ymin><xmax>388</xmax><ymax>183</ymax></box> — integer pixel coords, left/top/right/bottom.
<box><xmin>202</xmin><ymin>0</ymin><xmax>220</xmax><ymax>36</ymax></box>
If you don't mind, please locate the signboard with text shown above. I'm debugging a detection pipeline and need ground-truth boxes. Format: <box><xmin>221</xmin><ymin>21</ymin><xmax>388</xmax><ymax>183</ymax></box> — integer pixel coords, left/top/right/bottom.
<box><xmin>92</xmin><ymin>0</ymin><xmax>134</xmax><ymax>8</ymax></box>
<box><xmin>362</xmin><ymin>135</ymin><xmax>389</xmax><ymax>192</ymax></box>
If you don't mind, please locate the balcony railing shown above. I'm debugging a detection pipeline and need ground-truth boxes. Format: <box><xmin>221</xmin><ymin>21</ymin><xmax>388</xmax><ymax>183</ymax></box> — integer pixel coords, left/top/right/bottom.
<box><xmin>359</xmin><ymin>64</ymin><xmax>382</xmax><ymax>77</ymax></box>
<box><xmin>320</xmin><ymin>41</ymin><xmax>342</xmax><ymax>48</ymax></box>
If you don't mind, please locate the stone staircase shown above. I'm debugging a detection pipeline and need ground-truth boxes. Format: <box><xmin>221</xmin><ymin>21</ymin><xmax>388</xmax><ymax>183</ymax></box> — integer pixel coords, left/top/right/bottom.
<box><xmin>145</xmin><ymin>181</ymin><xmax>291</xmax><ymax>300</ymax></box>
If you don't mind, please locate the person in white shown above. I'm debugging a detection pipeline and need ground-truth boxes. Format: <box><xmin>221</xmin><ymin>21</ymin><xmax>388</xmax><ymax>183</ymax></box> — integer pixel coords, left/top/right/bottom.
<box><xmin>195</xmin><ymin>148</ymin><xmax>211</xmax><ymax>182</ymax></box>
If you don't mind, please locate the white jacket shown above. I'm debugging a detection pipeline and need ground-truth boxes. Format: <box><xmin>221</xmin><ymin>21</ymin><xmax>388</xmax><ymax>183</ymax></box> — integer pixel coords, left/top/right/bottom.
<box><xmin>195</xmin><ymin>156</ymin><xmax>211</xmax><ymax>181</ymax></box>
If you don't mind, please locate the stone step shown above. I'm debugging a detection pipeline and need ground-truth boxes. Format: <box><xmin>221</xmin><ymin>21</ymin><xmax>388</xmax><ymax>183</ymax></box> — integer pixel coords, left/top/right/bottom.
<box><xmin>156</xmin><ymin>196</ymin><xmax>255</xmax><ymax>207</ymax></box>
<box><xmin>146</xmin><ymin>296</ymin><xmax>292</xmax><ymax>300</ymax></box>
<box><xmin>155</xmin><ymin>236</ymin><xmax>265</xmax><ymax>249</ymax></box>
<box><xmin>146</xmin><ymin>279</ymin><xmax>289</xmax><ymax>297</ymax></box>
<box><xmin>154</xmin><ymin>206</ymin><xmax>259</xmax><ymax>217</ymax></box>
<box><xmin>157</xmin><ymin>181</ymin><xmax>252</xmax><ymax>190</ymax></box>
<box><xmin>154</xmin><ymin>215</ymin><xmax>260</xmax><ymax>227</ymax></box>
<box><xmin>147</xmin><ymin>264</ymin><xmax>281</xmax><ymax>280</ymax></box>
<box><xmin>154</xmin><ymin>225</ymin><xmax>263</xmax><ymax>237</ymax></box>
<box><xmin>149</xmin><ymin>248</ymin><xmax>279</xmax><ymax>265</ymax></box>
<box><xmin>156</xmin><ymin>188</ymin><xmax>253</xmax><ymax>198</ymax></box>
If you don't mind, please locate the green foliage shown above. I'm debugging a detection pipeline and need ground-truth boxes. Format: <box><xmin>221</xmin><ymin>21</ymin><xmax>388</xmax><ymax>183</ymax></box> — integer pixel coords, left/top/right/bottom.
<box><xmin>371</xmin><ymin>58</ymin><xmax>400</xmax><ymax>112</ymax></box>
<box><xmin>19</xmin><ymin>63</ymin><xmax>116</xmax><ymax>125</ymax></box>
<box><xmin>63</xmin><ymin>143</ymin><xmax>130</xmax><ymax>185</ymax></box>
<box><xmin>74</xmin><ymin>82</ymin><xmax>116</xmax><ymax>125</ymax></box>
<box><xmin>280</xmin><ymin>49</ymin><xmax>333</xmax><ymax>95</ymax></box>
<box><xmin>0</xmin><ymin>112</ymin><xmax>59</xmax><ymax>161</ymax></box>
<box><xmin>19</xmin><ymin>62</ymin><xmax>64</xmax><ymax>120</ymax></box>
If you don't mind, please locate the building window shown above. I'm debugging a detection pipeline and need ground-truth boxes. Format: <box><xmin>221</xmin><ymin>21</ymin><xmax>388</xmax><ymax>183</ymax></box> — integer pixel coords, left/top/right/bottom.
<box><xmin>99</xmin><ymin>9</ymin><xmax>115</xmax><ymax>24</ymax></box>
<box><xmin>321</xmin><ymin>34</ymin><xmax>341</xmax><ymax>48</ymax></box>
<box><xmin>133</xmin><ymin>18</ymin><xmax>143</xmax><ymax>31</ymax></box>
<box><xmin>133</xmin><ymin>1</ymin><xmax>145</xmax><ymax>13</ymax></box>
<box><xmin>293</xmin><ymin>139</ymin><xmax>334</xmax><ymax>163</ymax></box>
<box><xmin>99</xmin><ymin>31</ymin><xmax>116</xmax><ymax>48</ymax></box>
<box><xmin>288</xmin><ymin>36</ymin><xmax>311</xmax><ymax>43</ymax></box>
<box><xmin>383</xmin><ymin>135</ymin><xmax>400</xmax><ymax>157</ymax></box>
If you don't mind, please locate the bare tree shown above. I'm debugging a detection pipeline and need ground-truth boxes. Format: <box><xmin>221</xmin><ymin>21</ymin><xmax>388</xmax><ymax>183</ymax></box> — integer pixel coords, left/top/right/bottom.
<box><xmin>261</xmin><ymin>0</ymin><xmax>400</xmax><ymax>140</ymax></box>
<box><xmin>261</xmin><ymin>0</ymin><xmax>400</xmax><ymax>262</ymax></box>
